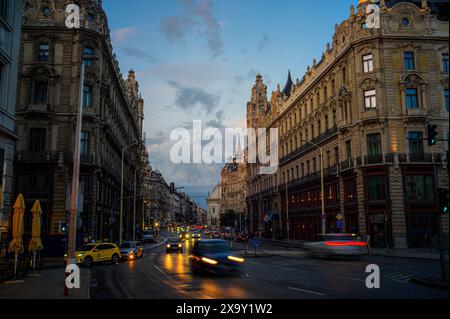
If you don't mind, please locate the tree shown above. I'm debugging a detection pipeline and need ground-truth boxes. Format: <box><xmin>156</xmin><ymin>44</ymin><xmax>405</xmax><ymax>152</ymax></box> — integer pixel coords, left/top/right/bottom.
<box><xmin>220</xmin><ymin>210</ymin><xmax>237</xmax><ymax>227</ymax></box>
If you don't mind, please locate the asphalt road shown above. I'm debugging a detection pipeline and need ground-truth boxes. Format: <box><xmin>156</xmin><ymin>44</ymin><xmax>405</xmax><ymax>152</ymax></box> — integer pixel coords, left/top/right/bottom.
<box><xmin>90</xmin><ymin>233</ymin><xmax>448</xmax><ymax>299</ymax></box>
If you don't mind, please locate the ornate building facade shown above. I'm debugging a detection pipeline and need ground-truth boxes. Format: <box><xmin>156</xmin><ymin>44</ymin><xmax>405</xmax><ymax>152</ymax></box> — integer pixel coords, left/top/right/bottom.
<box><xmin>206</xmin><ymin>184</ymin><xmax>221</xmax><ymax>226</ymax></box>
<box><xmin>14</xmin><ymin>0</ymin><xmax>145</xmax><ymax>245</ymax></box>
<box><xmin>0</xmin><ymin>0</ymin><xmax>22</xmax><ymax>242</ymax></box>
<box><xmin>247</xmin><ymin>0</ymin><xmax>449</xmax><ymax>248</ymax></box>
<box><xmin>220</xmin><ymin>158</ymin><xmax>247</xmax><ymax>228</ymax></box>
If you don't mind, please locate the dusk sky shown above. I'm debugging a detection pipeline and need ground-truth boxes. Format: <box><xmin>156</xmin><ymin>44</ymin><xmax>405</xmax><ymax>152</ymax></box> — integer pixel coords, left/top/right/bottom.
<box><xmin>102</xmin><ymin>0</ymin><xmax>360</xmax><ymax>208</ymax></box>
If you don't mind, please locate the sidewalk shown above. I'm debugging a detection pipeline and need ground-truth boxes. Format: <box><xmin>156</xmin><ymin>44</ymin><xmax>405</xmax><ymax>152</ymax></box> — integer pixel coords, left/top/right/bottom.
<box><xmin>0</xmin><ymin>267</ymin><xmax>91</xmax><ymax>299</ymax></box>
<box><xmin>367</xmin><ymin>248</ymin><xmax>449</xmax><ymax>261</ymax></box>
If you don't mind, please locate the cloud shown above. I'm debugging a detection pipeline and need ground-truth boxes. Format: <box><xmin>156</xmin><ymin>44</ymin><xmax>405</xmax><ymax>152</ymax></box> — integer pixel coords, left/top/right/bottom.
<box><xmin>257</xmin><ymin>33</ymin><xmax>270</xmax><ymax>52</ymax></box>
<box><xmin>121</xmin><ymin>47</ymin><xmax>159</xmax><ymax>64</ymax></box>
<box><xmin>111</xmin><ymin>27</ymin><xmax>137</xmax><ymax>44</ymax></box>
<box><xmin>168</xmin><ymin>80</ymin><xmax>220</xmax><ymax>114</ymax></box>
<box><xmin>160</xmin><ymin>0</ymin><xmax>224</xmax><ymax>58</ymax></box>
<box><xmin>205</xmin><ymin>110</ymin><xmax>225</xmax><ymax>128</ymax></box>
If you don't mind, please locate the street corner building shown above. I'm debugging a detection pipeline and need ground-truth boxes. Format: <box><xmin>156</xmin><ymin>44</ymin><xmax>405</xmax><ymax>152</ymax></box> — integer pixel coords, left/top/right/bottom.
<box><xmin>246</xmin><ymin>0</ymin><xmax>449</xmax><ymax>249</ymax></box>
<box><xmin>12</xmin><ymin>0</ymin><xmax>148</xmax><ymax>255</ymax></box>
<box><xmin>0</xmin><ymin>0</ymin><xmax>22</xmax><ymax>248</ymax></box>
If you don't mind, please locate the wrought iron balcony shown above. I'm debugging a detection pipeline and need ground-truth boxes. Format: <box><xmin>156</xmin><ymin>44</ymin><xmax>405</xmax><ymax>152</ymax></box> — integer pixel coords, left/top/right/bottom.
<box><xmin>15</xmin><ymin>151</ymin><xmax>59</xmax><ymax>162</ymax></box>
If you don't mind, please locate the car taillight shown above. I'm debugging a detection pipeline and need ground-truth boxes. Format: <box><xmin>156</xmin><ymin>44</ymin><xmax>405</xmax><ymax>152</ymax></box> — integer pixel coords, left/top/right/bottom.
<box><xmin>324</xmin><ymin>241</ymin><xmax>367</xmax><ymax>247</ymax></box>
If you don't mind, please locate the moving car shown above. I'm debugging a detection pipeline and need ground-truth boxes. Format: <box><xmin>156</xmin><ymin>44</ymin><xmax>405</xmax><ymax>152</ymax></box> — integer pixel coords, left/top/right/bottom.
<box><xmin>142</xmin><ymin>229</ymin><xmax>155</xmax><ymax>243</ymax></box>
<box><xmin>166</xmin><ymin>237</ymin><xmax>183</xmax><ymax>253</ymax></box>
<box><xmin>189</xmin><ymin>239</ymin><xmax>244</xmax><ymax>275</ymax></box>
<box><xmin>65</xmin><ymin>242</ymin><xmax>121</xmax><ymax>267</ymax></box>
<box><xmin>210</xmin><ymin>231</ymin><xmax>221</xmax><ymax>239</ymax></box>
<box><xmin>189</xmin><ymin>229</ymin><xmax>202</xmax><ymax>240</ymax></box>
<box><xmin>119</xmin><ymin>241</ymin><xmax>144</xmax><ymax>260</ymax></box>
<box><xmin>303</xmin><ymin>234</ymin><xmax>366</xmax><ymax>259</ymax></box>
<box><xmin>235</xmin><ymin>233</ymin><xmax>249</xmax><ymax>243</ymax></box>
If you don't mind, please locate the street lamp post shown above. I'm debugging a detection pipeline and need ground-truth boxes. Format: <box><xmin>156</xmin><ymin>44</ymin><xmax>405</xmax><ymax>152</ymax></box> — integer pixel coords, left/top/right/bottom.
<box><xmin>120</xmin><ymin>140</ymin><xmax>144</xmax><ymax>245</ymax></box>
<box><xmin>66</xmin><ymin>55</ymin><xmax>98</xmax><ymax>268</ymax></box>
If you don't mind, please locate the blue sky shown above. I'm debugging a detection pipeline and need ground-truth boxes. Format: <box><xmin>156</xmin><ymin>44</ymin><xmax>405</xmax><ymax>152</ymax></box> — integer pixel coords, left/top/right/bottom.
<box><xmin>103</xmin><ymin>0</ymin><xmax>360</xmax><ymax>208</ymax></box>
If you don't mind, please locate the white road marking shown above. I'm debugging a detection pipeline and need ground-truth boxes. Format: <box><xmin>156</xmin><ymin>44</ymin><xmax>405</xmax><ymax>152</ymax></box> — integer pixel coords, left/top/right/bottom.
<box><xmin>281</xmin><ymin>267</ymin><xmax>296</xmax><ymax>271</ymax></box>
<box><xmin>154</xmin><ymin>264</ymin><xmax>174</xmax><ymax>282</ymax></box>
<box><xmin>250</xmin><ymin>261</ymin><xmax>259</xmax><ymax>265</ymax></box>
<box><xmin>287</xmin><ymin>286</ymin><xmax>325</xmax><ymax>296</ymax></box>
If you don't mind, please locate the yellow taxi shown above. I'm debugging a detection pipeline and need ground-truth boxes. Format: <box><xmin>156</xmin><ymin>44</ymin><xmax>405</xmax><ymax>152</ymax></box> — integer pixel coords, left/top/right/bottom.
<box><xmin>64</xmin><ymin>242</ymin><xmax>121</xmax><ymax>267</ymax></box>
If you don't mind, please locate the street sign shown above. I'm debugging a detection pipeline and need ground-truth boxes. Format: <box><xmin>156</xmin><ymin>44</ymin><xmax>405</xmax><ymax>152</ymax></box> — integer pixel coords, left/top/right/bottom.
<box><xmin>336</xmin><ymin>213</ymin><xmax>344</xmax><ymax>221</ymax></box>
<box><xmin>250</xmin><ymin>239</ymin><xmax>260</xmax><ymax>248</ymax></box>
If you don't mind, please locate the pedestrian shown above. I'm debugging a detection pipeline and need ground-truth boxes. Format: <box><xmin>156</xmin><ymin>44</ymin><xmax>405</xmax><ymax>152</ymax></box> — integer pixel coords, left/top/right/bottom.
<box><xmin>366</xmin><ymin>234</ymin><xmax>371</xmax><ymax>253</ymax></box>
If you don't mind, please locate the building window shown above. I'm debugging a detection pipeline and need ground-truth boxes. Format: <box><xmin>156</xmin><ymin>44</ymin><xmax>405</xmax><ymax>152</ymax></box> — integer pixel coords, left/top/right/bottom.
<box><xmin>326</xmin><ymin>150</ymin><xmax>331</xmax><ymax>167</ymax></box>
<box><xmin>442</xmin><ymin>53</ymin><xmax>449</xmax><ymax>73</ymax></box>
<box><xmin>34</xmin><ymin>81</ymin><xmax>48</xmax><ymax>104</ymax></box>
<box><xmin>342</xmin><ymin>67</ymin><xmax>346</xmax><ymax>83</ymax></box>
<box><xmin>79</xmin><ymin>176</ymin><xmax>90</xmax><ymax>201</ymax></box>
<box><xmin>334</xmin><ymin>147</ymin><xmax>339</xmax><ymax>165</ymax></box>
<box><xmin>444</xmin><ymin>89</ymin><xmax>449</xmax><ymax>112</ymax></box>
<box><xmin>83</xmin><ymin>85</ymin><xmax>93</xmax><ymax>107</ymax></box>
<box><xmin>0</xmin><ymin>0</ymin><xmax>7</xmax><ymax>20</ymax></box>
<box><xmin>0</xmin><ymin>148</ymin><xmax>4</xmax><ymax>188</ymax></box>
<box><xmin>404</xmin><ymin>52</ymin><xmax>415</xmax><ymax>70</ymax></box>
<box><xmin>404</xmin><ymin>175</ymin><xmax>433</xmax><ymax>201</ymax></box>
<box><xmin>367</xmin><ymin>175</ymin><xmax>387</xmax><ymax>200</ymax></box>
<box><xmin>37</xmin><ymin>43</ymin><xmax>49</xmax><ymax>62</ymax></box>
<box><xmin>81</xmin><ymin>131</ymin><xmax>90</xmax><ymax>155</ymax></box>
<box><xmin>29</xmin><ymin>128</ymin><xmax>46</xmax><ymax>152</ymax></box>
<box><xmin>344</xmin><ymin>179</ymin><xmax>356</xmax><ymax>201</ymax></box>
<box><xmin>406</xmin><ymin>88</ymin><xmax>418</xmax><ymax>109</ymax></box>
<box><xmin>367</xmin><ymin>133</ymin><xmax>382</xmax><ymax>156</ymax></box>
<box><xmin>83</xmin><ymin>47</ymin><xmax>94</xmax><ymax>67</ymax></box>
<box><xmin>346</xmin><ymin>140</ymin><xmax>352</xmax><ymax>159</ymax></box>
<box><xmin>408</xmin><ymin>132</ymin><xmax>424</xmax><ymax>155</ymax></box>
<box><xmin>364</xmin><ymin>89</ymin><xmax>376</xmax><ymax>108</ymax></box>
<box><xmin>363</xmin><ymin>54</ymin><xmax>373</xmax><ymax>73</ymax></box>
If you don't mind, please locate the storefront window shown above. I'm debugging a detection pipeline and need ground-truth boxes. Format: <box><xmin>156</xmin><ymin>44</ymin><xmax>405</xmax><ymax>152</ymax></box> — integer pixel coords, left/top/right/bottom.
<box><xmin>367</xmin><ymin>175</ymin><xmax>387</xmax><ymax>200</ymax></box>
<box><xmin>404</xmin><ymin>175</ymin><xmax>434</xmax><ymax>201</ymax></box>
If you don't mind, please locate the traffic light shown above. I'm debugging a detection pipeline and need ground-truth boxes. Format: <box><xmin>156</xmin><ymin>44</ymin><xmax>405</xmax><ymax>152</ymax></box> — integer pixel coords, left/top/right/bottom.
<box><xmin>427</xmin><ymin>124</ymin><xmax>438</xmax><ymax>146</ymax></box>
<box><xmin>438</xmin><ymin>188</ymin><xmax>449</xmax><ymax>215</ymax></box>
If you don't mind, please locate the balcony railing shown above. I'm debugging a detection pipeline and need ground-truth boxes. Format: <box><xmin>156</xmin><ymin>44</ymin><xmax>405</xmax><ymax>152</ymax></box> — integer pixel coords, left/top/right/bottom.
<box><xmin>280</xmin><ymin>126</ymin><xmax>338</xmax><ymax>165</ymax></box>
<box><xmin>15</xmin><ymin>152</ymin><xmax>59</xmax><ymax>162</ymax></box>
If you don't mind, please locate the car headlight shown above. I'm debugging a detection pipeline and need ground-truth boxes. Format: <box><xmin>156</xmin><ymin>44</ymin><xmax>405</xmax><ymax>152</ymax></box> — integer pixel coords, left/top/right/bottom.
<box><xmin>178</xmin><ymin>244</ymin><xmax>182</xmax><ymax>248</ymax></box>
<box><xmin>77</xmin><ymin>253</ymin><xmax>84</xmax><ymax>257</ymax></box>
<box><xmin>201</xmin><ymin>257</ymin><xmax>218</xmax><ymax>265</ymax></box>
<box><xmin>227</xmin><ymin>256</ymin><xmax>244</xmax><ymax>263</ymax></box>
<box><xmin>166</xmin><ymin>244</ymin><xmax>171</xmax><ymax>248</ymax></box>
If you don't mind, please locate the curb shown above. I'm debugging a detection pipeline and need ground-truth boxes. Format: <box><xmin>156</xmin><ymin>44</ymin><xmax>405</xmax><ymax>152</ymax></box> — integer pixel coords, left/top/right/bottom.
<box><xmin>410</xmin><ymin>277</ymin><xmax>450</xmax><ymax>290</ymax></box>
<box><xmin>366</xmin><ymin>253</ymin><xmax>443</xmax><ymax>261</ymax></box>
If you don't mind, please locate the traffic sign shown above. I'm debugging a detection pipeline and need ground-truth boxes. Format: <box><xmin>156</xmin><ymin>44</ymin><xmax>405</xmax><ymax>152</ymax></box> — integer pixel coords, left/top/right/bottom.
<box><xmin>336</xmin><ymin>213</ymin><xmax>344</xmax><ymax>221</ymax></box>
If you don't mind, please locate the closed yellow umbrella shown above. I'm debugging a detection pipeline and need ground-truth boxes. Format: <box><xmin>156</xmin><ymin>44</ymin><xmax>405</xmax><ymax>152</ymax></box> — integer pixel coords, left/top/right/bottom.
<box><xmin>28</xmin><ymin>200</ymin><xmax>43</xmax><ymax>252</ymax></box>
<box><xmin>8</xmin><ymin>194</ymin><xmax>25</xmax><ymax>278</ymax></box>
<box><xmin>29</xmin><ymin>200</ymin><xmax>44</xmax><ymax>271</ymax></box>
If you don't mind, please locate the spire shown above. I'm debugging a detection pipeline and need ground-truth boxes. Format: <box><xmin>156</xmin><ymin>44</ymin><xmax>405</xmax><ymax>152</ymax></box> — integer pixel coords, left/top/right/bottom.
<box><xmin>282</xmin><ymin>70</ymin><xmax>293</xmax><ymax>97</ymax></box>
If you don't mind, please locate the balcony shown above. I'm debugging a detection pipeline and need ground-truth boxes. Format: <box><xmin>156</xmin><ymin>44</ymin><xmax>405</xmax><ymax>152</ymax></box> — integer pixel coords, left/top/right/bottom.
<box><xmin>280</xmin><ymin>126</ymin><xmax>338</xmax><ymax>165</ymax></box>
<box><xmin>26</xmin><ymin>104</ymin><xmax>49</xmax><ymax>113</ymax></box>
<box><xmin>15</xmin><ymin>151</ymin><xmax>59</xmax><ymax>163</ymax></box>
<box><xmin>399</xmin><ymin>153</ymin><xmax>433</xmax><ymax>163</ymax></box>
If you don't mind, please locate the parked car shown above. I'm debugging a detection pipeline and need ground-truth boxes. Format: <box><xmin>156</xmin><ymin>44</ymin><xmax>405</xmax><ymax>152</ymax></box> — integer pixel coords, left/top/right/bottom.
<box><xmin>119</xmin><ymin>241</ymin><xmax>144</xmax><ymax>260</ymax></box>
<box><xmin>189</xmin><ymin>239</ymin><xmax>244</xmax><ymax>275</ymax></box>
<box><xmin>64</xmin><ymin>243</ymin><xmax>121</xmax><ymax>267</ymax></box>
<box><xmin>235</xmin><ymin>233</ymin><xmax>249</xmax><ymax>243</ymax></box>
<box><xmin>142</xmin><ymin>229</ymin><xmax>155</xmax><ymax>243</ymax></box>
<box><xmin>303</xmin><ymin>234</ymin><xmax>366</xmax><ymax>259</ymax></box>
<box><xmin>166</xmin><ymin>237</ymin><xmax>183</xmax><ymax>253</ymax></box>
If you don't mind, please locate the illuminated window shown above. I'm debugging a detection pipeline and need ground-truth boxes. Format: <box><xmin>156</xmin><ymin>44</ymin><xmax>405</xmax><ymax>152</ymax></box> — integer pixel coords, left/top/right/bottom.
<box><xmin>363</xmin><ymin>54</ymin><xmax>373</xmax><ymax>73</ymax></box>
<box><xmin>364</xmin><ymin>89</ymin><xmax>376</xmax><ymax>108</ymax></box>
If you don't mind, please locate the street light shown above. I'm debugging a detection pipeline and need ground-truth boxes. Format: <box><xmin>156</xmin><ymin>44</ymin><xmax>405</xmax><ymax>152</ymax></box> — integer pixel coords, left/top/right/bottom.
<box><xmin>120</xmin><ymin>140</ymin><xmax>144</xmax><ymax>245</ymax></box>
<box><xmin>66</xmin><ymin>55</ymin><xmax>99</xmax><ymax>268</ymax></box>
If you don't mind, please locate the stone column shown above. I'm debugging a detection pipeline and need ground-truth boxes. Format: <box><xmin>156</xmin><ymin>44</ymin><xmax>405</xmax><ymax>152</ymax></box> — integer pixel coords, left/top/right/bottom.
<box><xmin>388</xmin><ymin>165</ymin><xmax>408</xmax><ymax>249</ymax></box>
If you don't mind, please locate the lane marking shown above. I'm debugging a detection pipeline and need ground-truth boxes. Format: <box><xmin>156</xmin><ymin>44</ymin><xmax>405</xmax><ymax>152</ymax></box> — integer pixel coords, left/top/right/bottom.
<box><xmin>287</xmin><ymin>286</ymin><xmax>325</xmax><ymax>296</ymax></box>
<box><xmin>250</xmin><ymin>261</ymin><xmax>259</xmax><ymax>265</ymax></box>
<box><xmin>154</xmin><ymin>264</ymin><xmax>174</xmax><ymax>282</ymax></box>
<box><xmin>281</xmin><ymin>267</ymin><xmax>296</xmax><ymax>271</ymax></box>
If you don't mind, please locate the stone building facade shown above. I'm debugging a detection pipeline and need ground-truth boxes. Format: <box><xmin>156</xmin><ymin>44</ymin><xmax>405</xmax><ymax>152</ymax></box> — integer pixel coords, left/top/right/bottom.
<box><xmin>246</xmin><ymin>0</ymin><xmax>449</xmax><ymax>248</ymax></box>
<box><xmin>220</xmin><ymin>158</ymin><xmax>247</xmax><ymax>227</ymax></box>
<box><xmin>0</xmin><ymin>0</ymin><xmax>22</xmax><ymax>242</ymax></box>
<box><xmin>206</xmin><ymin>184</ymin><xmax>221</xmax><ymax>226</ymax></box>
<box><xmin>14</xmin><ymin>0</ymin><xmax>144</xmax><ymax>245</ymax></box>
